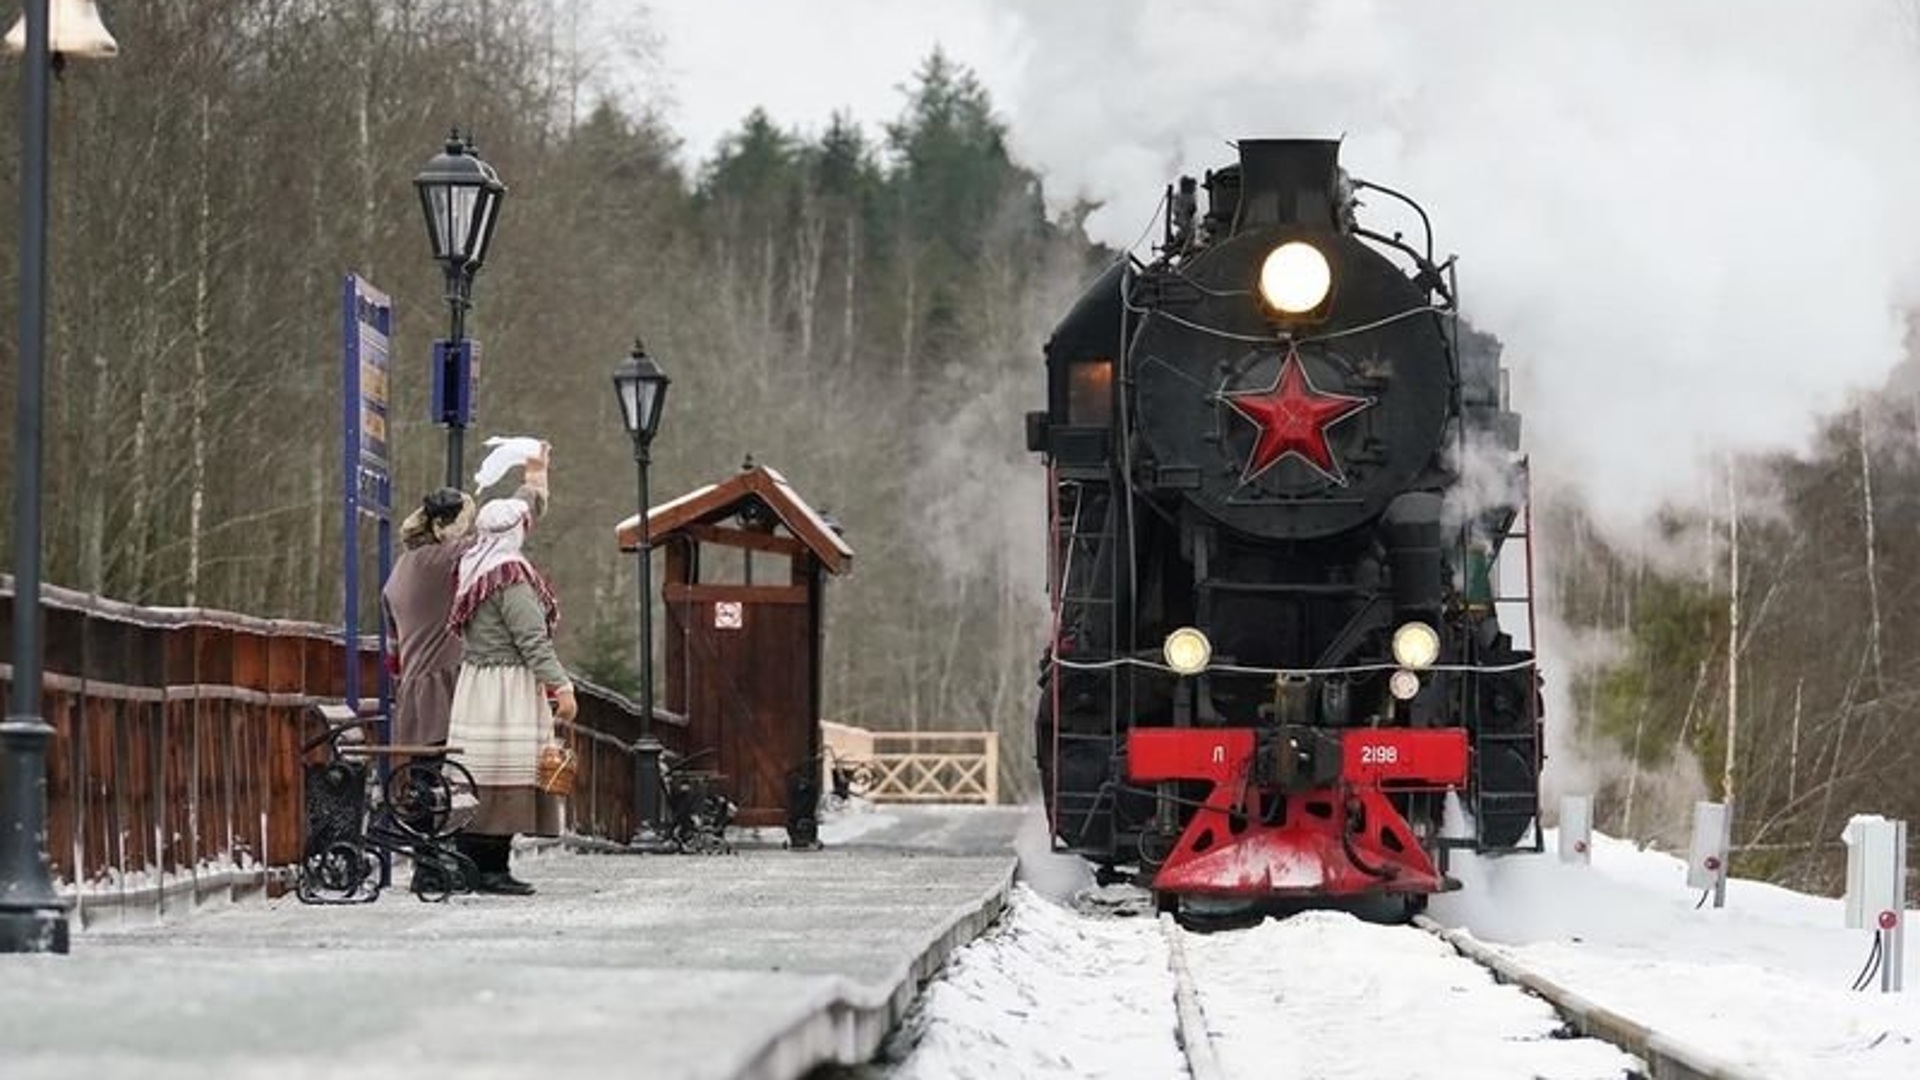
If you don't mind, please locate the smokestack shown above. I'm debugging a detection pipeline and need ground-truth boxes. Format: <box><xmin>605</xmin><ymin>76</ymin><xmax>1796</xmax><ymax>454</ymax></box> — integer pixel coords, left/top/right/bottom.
<box><xmin>1230</xmin><ymin>139</ymin><xmax>1343</xmax><ymax>231</ymax></box>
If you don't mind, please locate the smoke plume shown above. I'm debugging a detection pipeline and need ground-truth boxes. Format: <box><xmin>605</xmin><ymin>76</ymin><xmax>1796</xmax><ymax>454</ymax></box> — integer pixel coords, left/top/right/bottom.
<box><xmin>989</xmin><ymin>0</ymin><xmax>1920</xmax><ymax>532</ymax></box>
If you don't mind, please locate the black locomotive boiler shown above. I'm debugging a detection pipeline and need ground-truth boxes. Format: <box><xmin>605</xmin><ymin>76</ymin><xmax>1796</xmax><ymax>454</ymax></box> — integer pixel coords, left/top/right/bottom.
<box><xmin>1026</xmin><ymin>138</ymin><xmax>1541</xmax><ymax>916</ymax></box>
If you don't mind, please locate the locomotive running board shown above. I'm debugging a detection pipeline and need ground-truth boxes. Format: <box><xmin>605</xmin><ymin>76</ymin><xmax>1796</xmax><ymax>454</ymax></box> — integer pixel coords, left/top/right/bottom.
<box><xmin>1127</xmin><ymin>727</ymin><xmax>1468</xmax><ymax>897</ymax></box>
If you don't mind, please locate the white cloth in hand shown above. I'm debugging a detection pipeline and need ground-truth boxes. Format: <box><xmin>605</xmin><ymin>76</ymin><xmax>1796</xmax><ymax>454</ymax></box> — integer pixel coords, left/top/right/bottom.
<box><xmin>473</xmin><ymin>436</ymin><xmax>545</xmax><ymax>494</ymax></box>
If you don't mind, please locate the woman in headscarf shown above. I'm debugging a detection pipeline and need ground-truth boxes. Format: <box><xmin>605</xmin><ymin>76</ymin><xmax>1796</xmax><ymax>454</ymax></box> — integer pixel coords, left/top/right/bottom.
<box><xmin>445</xmin><ymin>495</ymin><xmax>577</xmax><ymax>896</ymax></box>
<box><xmin>384</xmin><ymin>450</ymin><xmax>548</xmax><ymax>750</ymax></box>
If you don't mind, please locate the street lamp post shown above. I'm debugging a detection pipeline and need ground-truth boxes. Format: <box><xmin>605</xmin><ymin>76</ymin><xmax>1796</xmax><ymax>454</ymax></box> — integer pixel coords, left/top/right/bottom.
<box><xmin>612</xmin><ymin>340</ymin><xmax>670</xmax><ymax>847</ymax></box>
<box><xmin>413</xmin><ymin>131</ymin><xmax>505</xmax><ymax>489</ymax></box>
<box><xmin>1</xmin><ymin>0</ymin><xmax>118</xmax><ymax>955</ymax></box>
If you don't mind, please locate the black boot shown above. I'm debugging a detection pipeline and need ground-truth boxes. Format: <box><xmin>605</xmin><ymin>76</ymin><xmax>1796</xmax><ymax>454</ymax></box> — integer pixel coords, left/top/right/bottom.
<box><xmin>475</xmin><ymin>870</ymin><xmax>536</xmax><ymax>896</ymax></box>
<box><xmin>462</xmin><ymin>835</ymin><xmax>534</xmax><ymax>896</ymax></box>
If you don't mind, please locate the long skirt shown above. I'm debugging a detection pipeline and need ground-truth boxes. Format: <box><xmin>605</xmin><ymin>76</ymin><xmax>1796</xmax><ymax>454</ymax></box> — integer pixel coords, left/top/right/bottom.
<box><xmin>446</xmin><ymin>663</ymin><xmax>561</xmax><ymax>838</ymax></box>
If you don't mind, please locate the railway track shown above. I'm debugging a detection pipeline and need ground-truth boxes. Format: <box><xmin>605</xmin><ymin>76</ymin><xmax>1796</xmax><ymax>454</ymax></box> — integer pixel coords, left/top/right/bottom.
<box><xmin>1161</xmin><ymin>912</ymin><xmax>1766</xmax><ymax>1080</ymax></box>
<box><xmin>1410</xmin><ymin>917</ymin><xmax>1766</xmax><ymax>1080</ymax></box>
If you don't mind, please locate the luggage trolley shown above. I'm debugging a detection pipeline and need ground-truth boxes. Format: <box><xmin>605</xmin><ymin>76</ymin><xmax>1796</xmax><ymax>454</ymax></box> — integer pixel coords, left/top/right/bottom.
<box><xmin>297</xmin><ymin>703</ymin><xmax>480</xmax><ymax>903</ymax></box>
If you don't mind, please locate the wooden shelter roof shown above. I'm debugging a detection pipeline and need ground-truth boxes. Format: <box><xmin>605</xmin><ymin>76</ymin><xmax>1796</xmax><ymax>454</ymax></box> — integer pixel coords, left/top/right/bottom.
<box><xmin>614</xmin><ymin>465</ymin><xmax>853</xmax><ymax>575</ymax></box>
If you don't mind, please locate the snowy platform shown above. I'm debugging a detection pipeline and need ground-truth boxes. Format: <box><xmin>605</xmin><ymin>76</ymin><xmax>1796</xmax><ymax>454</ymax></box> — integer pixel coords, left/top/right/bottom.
<box><xmin>0</xmin><ymin>805</ymin><xmax>1026</xmax><ymax>1080</ymax></box>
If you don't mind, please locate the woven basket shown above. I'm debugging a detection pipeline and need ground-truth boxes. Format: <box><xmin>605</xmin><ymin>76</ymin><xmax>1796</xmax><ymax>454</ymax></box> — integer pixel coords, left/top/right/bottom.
<box><xmin>537</xmin><ymin>742</ymin><xmax>578</xmax><ymax>796</ymax></box>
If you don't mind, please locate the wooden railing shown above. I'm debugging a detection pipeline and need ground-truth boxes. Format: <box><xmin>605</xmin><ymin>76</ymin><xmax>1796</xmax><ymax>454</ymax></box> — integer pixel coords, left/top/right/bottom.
<box><xmin>823</xmin><ymin>722</ymin><xmax>1000</xmax><ymax>804</ymax></box>
<box><xmin>0</xmin><ymin>578</ymin><xmax>667</xmax><ymax>922</ymax></box>
<box><xmin>559</xmin><ymin>684</ymin><xmax>688</xmax><ymax>845</ymax></box>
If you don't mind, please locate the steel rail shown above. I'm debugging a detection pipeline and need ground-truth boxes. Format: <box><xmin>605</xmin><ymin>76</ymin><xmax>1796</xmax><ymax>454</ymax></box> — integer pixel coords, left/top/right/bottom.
<box><xmin>1415</xmin><ymin>915</ymin><xmax>1769</xmax><ymax>1080</ymax></box>
<box><xmin>1161</xmin><ymin>913</ymin><xmax>1229</xmax><ymax>1080</ymax></box>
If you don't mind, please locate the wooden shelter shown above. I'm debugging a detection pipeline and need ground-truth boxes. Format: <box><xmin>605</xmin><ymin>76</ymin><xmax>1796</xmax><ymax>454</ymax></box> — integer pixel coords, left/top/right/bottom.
<box><xmin>615</xmin><ymin>465</ymin><xmax>853</xmax><ymax>835</ymax></box>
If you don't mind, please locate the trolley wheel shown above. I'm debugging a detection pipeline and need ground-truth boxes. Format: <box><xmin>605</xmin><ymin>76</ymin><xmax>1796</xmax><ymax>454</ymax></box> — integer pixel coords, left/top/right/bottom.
<box><xmin>410</xmin><ymin>847</ymin><xmax>469</xmax><ymax>902</ymax></box>
<box><xmin>387</xmin><ymin>760</ymin><xmax>479</xmax><ymax>840</ymax></box>
<box><xmin>298</xmin><ymin>841</ymin><xmax>374</xmax><ymax>903</ymax></box>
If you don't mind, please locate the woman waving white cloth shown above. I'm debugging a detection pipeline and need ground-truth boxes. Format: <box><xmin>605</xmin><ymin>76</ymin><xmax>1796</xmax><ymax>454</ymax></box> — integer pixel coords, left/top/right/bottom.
<box><xmin>446</xmin><ymin>496</ymin><xmax>577</xmax><ymax>895</ymax></box>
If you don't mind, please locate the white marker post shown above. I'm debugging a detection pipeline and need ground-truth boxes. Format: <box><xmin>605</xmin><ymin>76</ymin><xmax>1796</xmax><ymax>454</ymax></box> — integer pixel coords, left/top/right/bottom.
<box><xmin>1558</xmin><ymin>795</ymin><xmax>1592</xmax><ymax>865</ymax></box>
<box><xmin>1687</xmin><ymin>801</ymin><xmax>1730</xmax><ymax>908</ymax></box>
<box><xmin>1843</xmin><ymin>815</ymin><xmax>1906</xmax><ymax>993</ymax></box>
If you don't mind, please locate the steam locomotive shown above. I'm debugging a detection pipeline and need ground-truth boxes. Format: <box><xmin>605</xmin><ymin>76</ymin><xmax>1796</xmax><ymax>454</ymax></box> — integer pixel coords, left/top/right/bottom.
<box><xmin>1025</xmin><ymin>139</ymin><xmax>1541</xmax><ymax>918</ymax></box>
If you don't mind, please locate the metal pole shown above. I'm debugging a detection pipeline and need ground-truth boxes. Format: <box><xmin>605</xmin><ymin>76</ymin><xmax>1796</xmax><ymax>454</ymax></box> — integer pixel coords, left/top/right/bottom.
<box><xmin>1</xmin><ymin>0</ymin><xmax>72</xmax><ymax>955</ymax></box>
<box><xmin>638</xmin><ymin>442</ymin><xmax>653</xmax><ymax>742</ymax></box>
<box><xmin>632</xmin><ymin>440</ymin><xmax>664</xmax><ymax>846</ymax></box>
<box><xmin>1718</xmin><ymin>462</ymin><xmax>1738</xmax><ymax>911</ymax></box>
<box><xmin>1713</xmin><ymin>795</ymin><xmax>1731</xmax><ymax>910</ymax></box>
<box><xmin>444</xmin><ymin>275</ymin><xmax>468</xmax><ymax>490</ymax></box>
<box><xmin>1889</xmin><ymin>819</ymin><xmax>1907</xmax><ymax>993</ymax></box>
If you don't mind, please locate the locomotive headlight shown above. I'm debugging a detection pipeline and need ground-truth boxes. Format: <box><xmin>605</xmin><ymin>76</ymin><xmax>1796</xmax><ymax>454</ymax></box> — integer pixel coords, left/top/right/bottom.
<box><xmin>1258</xmin><ymin>241</ymin><xmax>1332</xmax><ymax>314</ymax></box>
<box><xmin>1163</xmin><ymin>627</ymin><xmax>1212</xmax><ymax>676</ymax></box>
<box><xmin>1388</xmin><ymin>668</ymin><xmax>1422</xmax><ymax>701</ymax></box>
<box><xmin>1391</xmin><ymin>621</ymin><xmax>1441</xmax><ymax>669</ymax></box>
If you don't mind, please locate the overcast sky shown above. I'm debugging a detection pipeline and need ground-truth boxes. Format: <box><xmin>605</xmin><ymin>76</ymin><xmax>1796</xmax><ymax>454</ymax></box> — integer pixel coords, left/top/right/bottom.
<box><xmin>591</xmin><ymin>1</ymin><xmax>1920</xmax><ymax>541</ymax></box>
<box><xmin>622</xmin><ymin>0</ymin><xmax>1018</xmax><ymax>168</ymax></box>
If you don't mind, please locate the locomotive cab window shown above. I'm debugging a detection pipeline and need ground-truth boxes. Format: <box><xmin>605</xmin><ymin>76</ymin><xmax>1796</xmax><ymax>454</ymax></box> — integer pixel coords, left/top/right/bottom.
<box><xmin>1067</xmin><ymin>357</ymin><xmax>1114</xmax><ymax>427</ymax></box>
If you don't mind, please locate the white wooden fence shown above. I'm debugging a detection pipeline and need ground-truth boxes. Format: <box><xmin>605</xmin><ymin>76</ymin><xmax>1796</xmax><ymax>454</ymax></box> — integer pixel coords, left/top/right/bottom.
<box><xmin>822</xmin><ymin>721</ymin><xmax>1000</xmax><ymax>804</ymax></box>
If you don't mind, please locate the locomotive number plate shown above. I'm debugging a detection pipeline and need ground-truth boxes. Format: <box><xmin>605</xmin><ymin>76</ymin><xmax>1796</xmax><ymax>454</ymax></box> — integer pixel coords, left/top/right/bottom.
<box><xmin>1341</xmin><ymin>729</ymin><xmax>1469</xmax><ymax>785</ymax></box>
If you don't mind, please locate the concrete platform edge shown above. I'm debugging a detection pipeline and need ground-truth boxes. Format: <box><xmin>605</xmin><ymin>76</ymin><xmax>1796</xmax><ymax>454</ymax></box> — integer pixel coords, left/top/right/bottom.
<box><xmin>735</xmin><ymin>857</ymin><xmax>1017</xmax><ymax>1080</ymax></box>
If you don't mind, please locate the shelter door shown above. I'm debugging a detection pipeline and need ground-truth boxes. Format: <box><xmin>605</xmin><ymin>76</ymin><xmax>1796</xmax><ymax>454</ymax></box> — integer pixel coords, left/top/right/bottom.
<box><xmin>680</xmin><ymin>588</ymin><xmax>811</xmax><ymax>828</ymax></box>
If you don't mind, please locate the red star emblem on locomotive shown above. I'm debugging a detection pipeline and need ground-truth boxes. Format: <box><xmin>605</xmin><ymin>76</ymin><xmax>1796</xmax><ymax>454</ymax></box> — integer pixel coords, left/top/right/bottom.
<box><xmin>1223</xmin><ymin>349</ymin><xmax>1373</xmax><ymax>484</ymax></box>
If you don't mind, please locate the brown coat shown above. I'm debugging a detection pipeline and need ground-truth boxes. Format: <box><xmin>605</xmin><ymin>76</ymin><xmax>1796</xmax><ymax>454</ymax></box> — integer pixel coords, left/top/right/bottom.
<box><xmin>383</xmin><ymin>484</ymin><xmax>545</xmax><ymax>747</ymax></box>
<box><xmin>384</xmin><ymin>541</ymin><xmax>464</xmax><ymax>747</ymax></box>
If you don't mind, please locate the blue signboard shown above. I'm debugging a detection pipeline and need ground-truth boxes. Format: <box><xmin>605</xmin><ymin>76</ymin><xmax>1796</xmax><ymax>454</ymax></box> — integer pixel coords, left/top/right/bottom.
<box><xmin>347</xmin><ymin>279</ymin><xmax>393</xmax><ymax>517</ymax></box>
<box><xmin>342</xmin><ymin>273</ymin><xmax>397</xmax><ymax>887</ymax></box>
<box><xmin>341</xmin><ymin>273</ymin><xmax>395</xmax><ymax>721</ymax></box>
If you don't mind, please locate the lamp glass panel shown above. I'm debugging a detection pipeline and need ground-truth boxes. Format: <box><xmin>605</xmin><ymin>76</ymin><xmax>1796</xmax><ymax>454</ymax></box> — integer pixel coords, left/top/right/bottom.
<box><xmin>635</xmin><ymin>381</ymin><xmax>661</xmax><ymax>434</ymax></box>
<box><xmin>467</xmin><ymin>190</ymin><xmax>499</xmax><ymax>269</ymax></box>
<box><xmin>616</xmin><ymin>377</ymin><xmax>641</xmax><ymax>435</ymax></box>
<box><xmin>446</xmin><ymin>186</ymin><xmax>478</xmax><ymax>263</ymax></box>
<box><xmin>422</xmin><ymin>187</ymin><xmax>453</xmax><ymax>260</ymax></box>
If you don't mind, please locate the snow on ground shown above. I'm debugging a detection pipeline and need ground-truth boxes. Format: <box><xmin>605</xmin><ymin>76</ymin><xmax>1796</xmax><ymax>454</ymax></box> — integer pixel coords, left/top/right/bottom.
<box><xmin>1181</xmin><ymin>912</ymin><xmax>1634</xmax><ymax>1080</ymax></box>
<box><xmin>874</xmin><ymin>885</ymin><xmax>1185</xmax><ymax>1080</ymax></box>
<box><xmin>874</xmin><ymin>887</ymin><xmax>1631</xmax><ymax>1080</ymax></box>
<box><xmin>875</xmin><ymin>820</ymin><xmax>1916</xmax><ymax>1080</ymax></box>
<box><xmin>1432</xmin><ymin>830</ymin><xmax>1920</xmax><ymax>1080</ymax></box>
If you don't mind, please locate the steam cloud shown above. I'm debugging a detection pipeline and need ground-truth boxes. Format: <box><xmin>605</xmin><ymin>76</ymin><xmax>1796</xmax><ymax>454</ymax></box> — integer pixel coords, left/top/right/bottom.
<box><xmin>973</xmin><ymin>0</ymin><xmax>1920</xmax><ymax>813</ymax></box>
<box><xmin>988</xmin><ymin>0</ymin><xmax>1920</xmax><ymax>532</ymax></box>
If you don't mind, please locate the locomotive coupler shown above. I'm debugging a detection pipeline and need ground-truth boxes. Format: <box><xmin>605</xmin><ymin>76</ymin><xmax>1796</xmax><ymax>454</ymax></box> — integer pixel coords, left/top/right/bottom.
<box><xmin>1256</xmin><ymin>724</ymin><xmax>1344</xmax><ymax>793</ymax></box>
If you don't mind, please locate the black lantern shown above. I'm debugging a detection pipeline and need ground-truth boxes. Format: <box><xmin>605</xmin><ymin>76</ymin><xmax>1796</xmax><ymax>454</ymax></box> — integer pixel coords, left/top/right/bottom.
<box><xmin>612</xmin><ymin>339</ymin><xmax>671</xmax><ymax>850</ymax></box>
<box><xmin>413</xmin><ymin>131</ymin><xmax>505</xmax><ymax>279</ymax></box>
<box><xmin>612</xmin><ymin>339</ymin><xmax>671</xmax><ymax>451</ymax></box>
<box><xmin>415</xmin><ymin>130</ymin><xmax>506</xmax><ymax>489</ymax></box>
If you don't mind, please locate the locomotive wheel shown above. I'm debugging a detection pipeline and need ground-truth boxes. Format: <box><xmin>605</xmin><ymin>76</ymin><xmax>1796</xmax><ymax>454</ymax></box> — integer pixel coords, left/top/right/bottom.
<box><xmin>1173</xmin><ymin>896</ymin><xmax>1264</xmax><ymax>932</ymax></box>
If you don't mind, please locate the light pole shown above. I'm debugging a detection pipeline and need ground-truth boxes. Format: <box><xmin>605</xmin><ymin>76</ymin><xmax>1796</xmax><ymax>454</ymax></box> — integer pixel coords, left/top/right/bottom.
<box><xmin>1</xmin><ymin>0</ymin><xmax>118</xmax><ymax>955</ymax></box>
<box><xmin>612</xmin><ymin>340</ymin><xmax>670</xmax><ymax>847</ymax></box>
<box><xmin>413</xmin><ymin>131</ymin><xmax>505</xmax><ymax>489</ymax></box>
